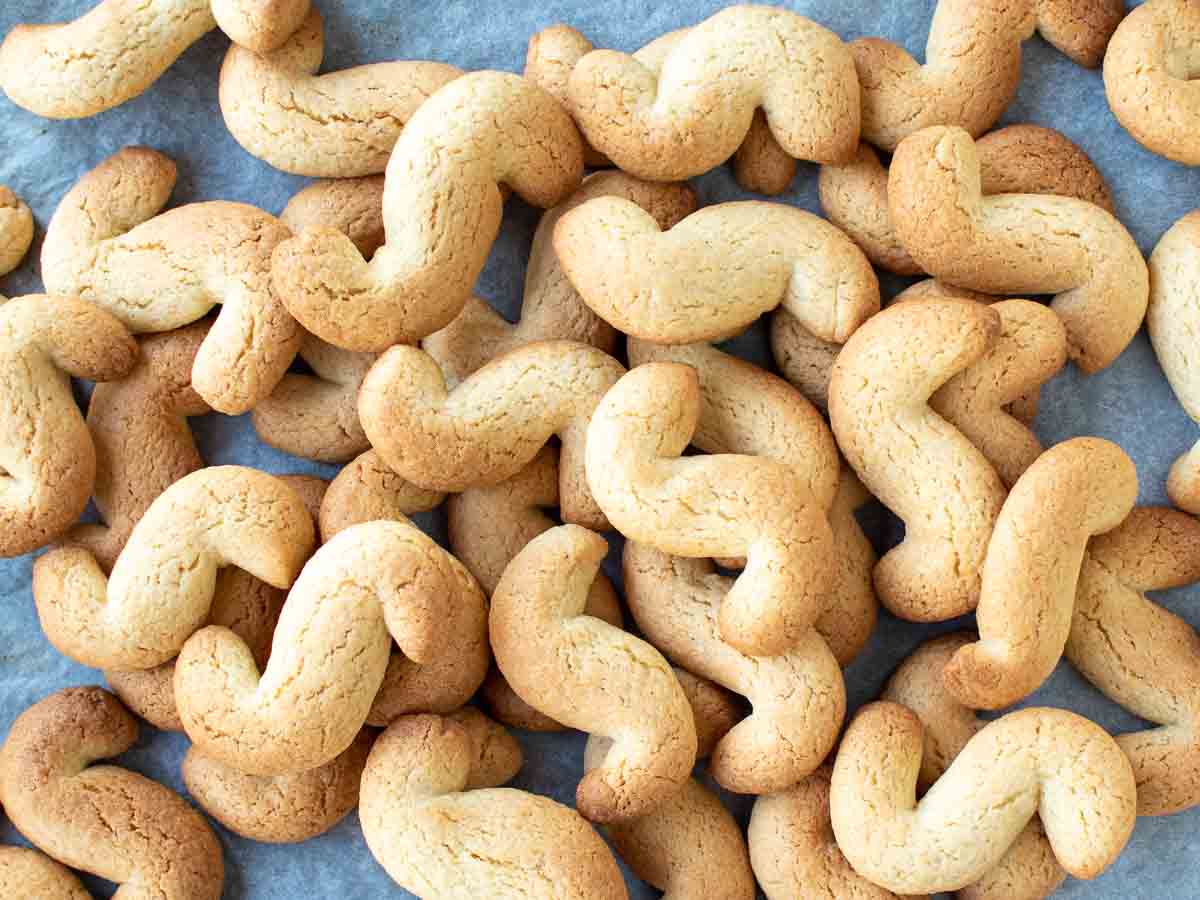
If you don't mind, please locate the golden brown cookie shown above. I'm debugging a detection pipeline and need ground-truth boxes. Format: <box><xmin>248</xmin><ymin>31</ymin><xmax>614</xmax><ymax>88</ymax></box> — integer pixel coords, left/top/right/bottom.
<box><xmin>490</xmin><ymin>525</ymin><xmax>696</xmax><ymax>823</ymax></box>
<box><xmin>66</xmin><ymin>320</ymin><xmax>211</xmax><ymax>570</ymax></box>
<box><xmin>43</xmin><ymin>147</ymin><xmax>301</xmax><ymax>413</ymax></box>
<box><xmin>359</xmin><ymin>340</ymin><xmax>623</xmax><ymax>530</ymax></box>
<box><xmin>1035</xmin><ymin>0</ymin><xmax>1125</xmax><ymax>68</ymax></box>
<box><xmin>183</xmin><ymin>728</ymin><xmax>373</xmax><ymax>843</ymax></box>
<box><xmin>0</xmin><ymin>687</ymin><xmax>223</xmax><ymax>899</ymax></box>
<box><xmin>0</xmin><ymin>846</ymin><xmax>92</xmax><ymax>899</ymax></box>
<box><xmin>0</xmin><ymin>294</ymin><xmax>137</xmax><ymax>559</ymax></box>
<box><xmin>829</xmin><ymin>297</ymin><xmax>1007</xmax><ymax>622</ymax></box>
<box><xmin>624</xmin><ymin>542</ymin><xmax>844</xmax><ymax>795</ymax></box>
<box><xmin>1067</xmin><ymin>507</ymin><xmax>1200</xmax><ymax>816</ymax></box>
<box><xmin>583</xmin><ymin>737</ymin><xmax>756</xmax><ymax>900</ymax></box>
<box><xmin>944</xmin><ymin>437</ymin><xmax>1138</xmax><ymax>709</ymax></box>
<box><xmin>450</xmin><ymin>446</ymin><xmax>623</xmax><ymax>733</ymax></box>
<box><xmin>819</xmin><ymin>124</ymin><xmax>1115</xmax><ymax>276</ymax></box>
<box><xmin>888</xmin><ymin>125</ymin><xmax>1147</xmax><ymax>374</ymax></box>
<box><xmin>270</xmin><ymin>71</ymin><xmax>582</xmax><ymax>351</ymax></box>
<box><xmin>564</xmin><ymin>6</ymin><xmax>859</xmax><ymax>180</ymax></box>
<box><xmin>749</xmin><ymin>765</ymin><xmax>927</xmax><ymax>900</ymax></box>
<box><xmin>851</xmin><ymin>0</ymin><xmax>1035</xmax><ymax>152</ymax></box>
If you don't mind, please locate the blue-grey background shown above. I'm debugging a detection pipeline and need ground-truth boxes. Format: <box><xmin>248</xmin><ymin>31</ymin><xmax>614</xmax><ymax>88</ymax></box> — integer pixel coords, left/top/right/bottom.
<box><xmin>0</xmin><ymin>1</ymin><xmax>1191</xmax><ymax>897</ymax></box>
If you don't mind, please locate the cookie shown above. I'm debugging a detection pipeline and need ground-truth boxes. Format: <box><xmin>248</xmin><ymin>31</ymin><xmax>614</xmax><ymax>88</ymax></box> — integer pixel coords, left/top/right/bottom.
<box><xmin>450</xmin><ymin>447</ymin><xmax>623</xmax><ymax>732</ymax></box>
<box><xmin>0</xmin><ymin>294</ymin><xmax>137</xmax><ymax>558</ymax></box>
<box><xmin>490</xmin><ymin>525</ymin><xmax>696</xmax><ymax>823</ymax></box>
<box><xmin>828</xmin><ymin>297</ymin><xmax>1007</xmax><ymax>621</ymax></box>
<box><xmin>820</xmin><ymin>124</ymin><xmax>1115</xmax><ymax>276</ymax></box>
<box><xmin>220</xmin><ymin>9</ymin><xmax>460</xmax><ymax>176</ymax></box>
<box><xmin>565</xmin><ymin>6</ymin><xmax>859</xmax><ymax>180</ymax></box>
<box><xmin>623</xmin><ymin>541</ymin><xmax>844</xmax><ymax>795</ymax></box>
<box><xmin>830</xmin><ymin>702</ymin><xmax>1136</xmax><ymax>894</ymax></box>
<box><xmin>33</xmin><ymin>466</ymin><xmax>316</xmax><ymax>670</ymax></box>
<box><xmin>944</xmin><ymin>437</ymin><xmax>1138</xmax><ymax>709</ymax></box>
<box><xmin>104</xmin><ymin>474</ymin><xmax>325</xmax><ymax>732</ymax></box>
<box><xmin>210</xmin><ymin>0</ymin><xmax>309</xmax><ymax>53</ymax></box>
<box><xmin>1035</xmin><ymin>0</ymin><xmax>1124</xmax><ymax>68</ymax></box>
<box><xmin>0</xmin><ymin>0</ymin><xmax>217</xmax><ymax>118</ymax></box>
<box><xmin>175</xmin><ymin>519</ymin><xmax>487</xmax><ymax>775</ymax></box>
<box><xmin>1066</xmin><ymin>506</ymin><xmax>1200</xmax><ymax>816</ymax></box>
<box><xmin>183</xmin><ymin>728</ymin><xmax>373</xmax><ymax>843</ymax></box>
<box><xmin>584</xmin><ymin>736</ymin><xmax>756</xmax><ymax>900</ymax></box>
<box><xmin>851</xmin><ymin>0</ymin><xmax>1035</xmax><ymax>152</ymax></box>
<box><xmin>0</xmin><ymin>186</ymin><xmax>33</xmax><ymax>283</ymax></box>
<box><xmin>749</xmin><ymin>765</ymin><xmax>927</xmax><ymax>900</ymax></box>
<box><xmin>424</xmin><ymin>171</ymin><xmax>694</xmax><ymax>386</ymax></box>
<box><xmin>270</xmin><ymin>71</ymin><xmax>583</xmax><ymax>351</ymax></box>
<box><xmin>359</xmin><ymin>340</ymin><xmax>623</xmax><ymax>531</ymax></box>
<box><xmin>888</xmin><ymin>125</ymin><xmax>1148</xmax><ymax>374</ymax></box>
<box><xmin>1147</xmin><ymin>211</ymin><xmax>1200</xmax><ymax>514</ymax></box>
<box><xmin>359</xmin><ymin>713</ymin><xmax>626</xmax><ymax>900</ymax></box>
<box><xmin>318</xmin><ymin>449</ymin><xmax>444</xmax><ymax>542</ymax></box>
<box><xmin>882</xmin><ymin>633</ymin><xmax>1067</xmax><ymax>900</ymax></box>
<box><xmin>624</xmin><ymin>342</ymin><xmax>877</xmax><ymax>657</ymax></box>
<box><xmin>555</xmin><ymin>199</ymin><xmax>879</xmax><ymax>345</ymax></box>
<box><xmin>42</xmin><ymin>146</ymin><xmax>302</xmax><ymax>413</ymax></box>
<box><xmin>896</xmin><ymin>295</ymin><xmax>1068</xmax><ymax>488</ymax></box>
<box><xmin>586</xmin><ymin>362</ymin><xmax>837</xmax><ymax>656</ymax></box>
<box><xmin>0</xmin><ymin>687</ymin><xmax>223</xmax><ymax>900</ymax></box>
<box><xmin>0</xmin><ymin>846</ymin><xmax>91</xmax><ymax>900</ymax></box>
<box><xmin>1104</xmin><ymin>0</ymin><xmax>1200</xmax><ymax>165</ymax></box>
<box><xmin>66</xmin><ymin>320</ymin><xmax>211</xmax><ymax>570</ymax></box>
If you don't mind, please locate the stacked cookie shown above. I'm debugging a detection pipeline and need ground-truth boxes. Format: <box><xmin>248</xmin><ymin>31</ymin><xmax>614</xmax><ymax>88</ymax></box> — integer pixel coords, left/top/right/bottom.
<box><xmin>0</xmin><ymin>1</ymin><xmax>1198</xmax><ymax>898</ymax></box>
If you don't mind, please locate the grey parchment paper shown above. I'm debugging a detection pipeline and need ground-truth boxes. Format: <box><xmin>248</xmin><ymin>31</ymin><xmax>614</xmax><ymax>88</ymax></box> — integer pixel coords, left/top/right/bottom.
<box><xmin>0</xmin><ymin>1</ymin><xmax>1193</xmax><ymax>897</ymax></box>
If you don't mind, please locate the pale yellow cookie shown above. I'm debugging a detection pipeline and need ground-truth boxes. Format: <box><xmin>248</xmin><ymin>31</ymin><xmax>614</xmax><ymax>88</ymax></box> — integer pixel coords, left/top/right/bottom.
<box><xmin>830</xmin><ymin>702</ymin><xmax>1136</xmax><ymax>894</ymax></box>
<box><xmin>175</xmin><ymin>520</ymin><xmax>487</xmax><ymax>775</ymax></box>
<box><xmin>586</xmin><ymin>362</ymin><xmax>836</xmax><ymax>656</ymax></box>
<box><xmin>33</xmin><ymin>466</ymin><xmax>315</xmax><ymax>671</ymax></box>
<box><xmin>359</xmin><ymin>713</ymin><xmax>626</xmax><ymax>899</ymax></box>
<box><xmin>555</xmin><ymin>199</ymin><xmax>879</xmax><ymax>345</ymax></box>
<box><xmin>220</xmin><ymin>9</ymin><xmax>460</xmax><ymax>176</ymax></box>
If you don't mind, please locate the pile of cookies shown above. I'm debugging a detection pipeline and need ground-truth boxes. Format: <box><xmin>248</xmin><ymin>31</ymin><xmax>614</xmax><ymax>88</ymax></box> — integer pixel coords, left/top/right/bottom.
<box><xmin>0</xmin><ymin>0</ymin><xmax>1196</xmax><ymax>897</ymax></box>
